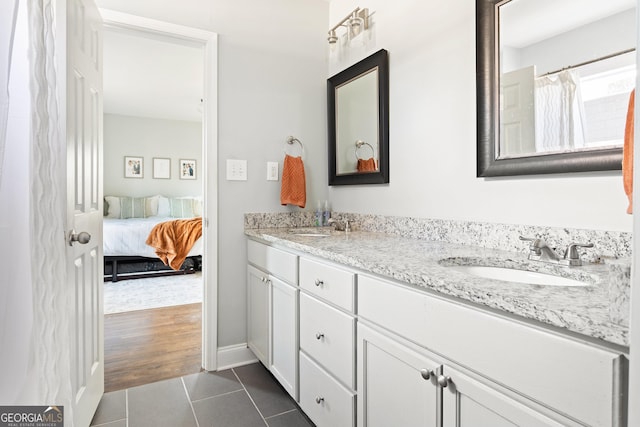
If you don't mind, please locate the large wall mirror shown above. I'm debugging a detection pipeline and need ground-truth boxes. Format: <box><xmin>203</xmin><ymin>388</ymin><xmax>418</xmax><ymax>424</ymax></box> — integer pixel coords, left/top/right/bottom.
<box><xmin>328</xmin><ymin>49</ymin><xmax>389</xmax><ymax>185</ymax></box>
<box><xmin>477</xmin><ymin>0</ymin><xmax>636</xmax><ymax>177</ymax></box>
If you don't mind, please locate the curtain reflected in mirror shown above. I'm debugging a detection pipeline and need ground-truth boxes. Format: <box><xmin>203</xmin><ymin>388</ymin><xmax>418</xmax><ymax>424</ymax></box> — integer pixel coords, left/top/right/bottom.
<box><xmin>328</xmin><ymin>49</ymin><xmax>389</xmax><ymax>185</ymax></box>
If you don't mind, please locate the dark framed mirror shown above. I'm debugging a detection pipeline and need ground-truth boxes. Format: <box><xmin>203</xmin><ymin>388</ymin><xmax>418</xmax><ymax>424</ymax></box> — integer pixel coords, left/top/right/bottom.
<box><xmin>477</xmin><ymin>0</ymin><xmax>635</xmax><ymax>177</ymax></box>
<box><xmin>328</xmin><ymin>49</ymin><xmax>389</xmax><ymax>185</ymax></box>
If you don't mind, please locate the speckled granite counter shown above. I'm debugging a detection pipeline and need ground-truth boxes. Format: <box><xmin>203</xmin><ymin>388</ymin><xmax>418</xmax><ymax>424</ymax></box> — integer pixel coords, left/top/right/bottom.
<box><xmin>245</xmin><ymin>227</ymin><xmax>630</xmax><ymax>348</ymax></box>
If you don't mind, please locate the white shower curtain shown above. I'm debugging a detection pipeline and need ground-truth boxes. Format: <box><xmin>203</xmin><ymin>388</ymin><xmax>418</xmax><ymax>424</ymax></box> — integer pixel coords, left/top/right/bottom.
<box><xmin>0</xmin><ymin>1</ymin><xmax>18</xmax><ymax>189</ymax></box>
<box><xmin>534</xmin><ymin>70</ymin><xmax>586</xmax><ymax>153</ymax></box>
<box><xmin>26</xmin><ymin>0</ymin><xmax>74</xmax><ymax>416</ymax></box>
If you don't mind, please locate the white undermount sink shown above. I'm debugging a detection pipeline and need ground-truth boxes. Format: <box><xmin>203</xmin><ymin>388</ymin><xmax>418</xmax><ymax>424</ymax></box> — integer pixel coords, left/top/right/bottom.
<box><xmin>448</xmin><ymin>265</ymin><xmax>589</xmax><ymax>287</ymax></box>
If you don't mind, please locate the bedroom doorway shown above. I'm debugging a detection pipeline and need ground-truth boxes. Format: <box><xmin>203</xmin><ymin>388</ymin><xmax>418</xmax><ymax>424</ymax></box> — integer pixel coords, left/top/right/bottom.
<box><xmin>100</xmin><ymin>10</ymin><xmax>218</xmax><ymax>390</ymax></box>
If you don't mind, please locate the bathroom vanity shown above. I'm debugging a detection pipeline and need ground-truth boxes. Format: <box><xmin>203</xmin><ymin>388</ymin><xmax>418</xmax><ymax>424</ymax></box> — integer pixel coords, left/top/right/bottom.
<box><xmin>245</xmin><ymin>225</ymin><xmax>629</xmax><ymax>427</ymax></box>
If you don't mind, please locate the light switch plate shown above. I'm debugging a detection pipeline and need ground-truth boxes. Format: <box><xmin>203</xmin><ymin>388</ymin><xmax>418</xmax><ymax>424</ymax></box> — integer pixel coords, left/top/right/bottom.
<box><xmin>226</xmin><ymin>159</ymin><xmax>247</xmax><ymax>181</ymax></box>
<box><xmin>267</xmin><ymin>161</ymin><xmax>279</xmax><ymax>181</ymax></box>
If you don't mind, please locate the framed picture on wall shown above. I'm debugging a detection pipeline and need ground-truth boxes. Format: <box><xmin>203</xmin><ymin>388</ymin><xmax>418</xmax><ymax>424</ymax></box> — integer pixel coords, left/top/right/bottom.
<box><xmin>153</xmin><ymin>157</ymin><xmax>171</xmax><ymax>179</ymax></box>
<box><xmin>180</xmin><ymin>159</ymin><xmax>196</xmax><ymax>180</ymax></box>
<box><xmin>124</xmin><ymin>156</ymin><xmax>143</xmax><ymax>178</ymax></box>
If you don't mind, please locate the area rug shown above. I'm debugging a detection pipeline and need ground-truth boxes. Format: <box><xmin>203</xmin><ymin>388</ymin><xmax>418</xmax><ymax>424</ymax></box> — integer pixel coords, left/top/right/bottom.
<box><xmin>104</xmin><ymin>272</ymin><xmax>203</xmax><ymax>314</ymax></box>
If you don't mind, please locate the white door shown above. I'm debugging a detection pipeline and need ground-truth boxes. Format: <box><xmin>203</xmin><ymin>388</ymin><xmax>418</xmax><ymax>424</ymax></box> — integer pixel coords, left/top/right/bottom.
<box><xmin>441</xmin><ymin>366</ymin><xmax>569</xmax><ymax>427</ymax></box>
<box><xmin>247</xmin><ymin>264</ymin><xmax>270</xmax><ymax>366</ymax></box>
<box><xmin>270</xmin><ymin>276</ymin><xmax>298</xmax><ymax>399</ymax></box>
<box><xmin>357</xmin><ymin>323</ymin><xmax>440</xmax><ymax>427</ymax></box>
<box><xmin>500</xmin><ymin>65</ymin><xmax>536</xmax><ymax>157</ymax></box>
<box><xmin>63</xmin><ymin>0</ymin><xmax>104</xmax><ymax>425</ymax></box>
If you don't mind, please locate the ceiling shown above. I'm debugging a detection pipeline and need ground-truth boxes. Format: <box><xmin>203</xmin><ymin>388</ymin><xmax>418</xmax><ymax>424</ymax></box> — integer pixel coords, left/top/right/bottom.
<box><xmin>501</xmin><ymin>0</ymin><xmax>635</xmax><ymax>48</ymax></box>
<box><xmin>103</xmin><ymin>28</ymin><xmax>204</xmax><ymax>123</ymax></box>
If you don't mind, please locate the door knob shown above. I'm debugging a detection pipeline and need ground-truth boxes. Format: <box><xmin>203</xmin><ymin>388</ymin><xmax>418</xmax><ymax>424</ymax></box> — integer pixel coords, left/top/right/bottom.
<box><xmin>437</xmin><ymin>375</ymin><xmax>452</xmax><ymax>388</ymax></box>
<box><xmin>68</xmin><ymin>230</ymin><xmax>91</xmax><ymax>246</ymax></box>
<box><xmin>420</xmin><ymin>369</ymin><xmax>433</xmax><ymax>380</ymax></box>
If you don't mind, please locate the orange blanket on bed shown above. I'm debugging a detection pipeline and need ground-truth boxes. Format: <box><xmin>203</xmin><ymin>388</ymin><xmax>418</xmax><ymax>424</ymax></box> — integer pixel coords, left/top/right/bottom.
<box><xmin>145</xmin><ymin>217</ymin><xmax>203</xmax><ymax>270</ymax></box>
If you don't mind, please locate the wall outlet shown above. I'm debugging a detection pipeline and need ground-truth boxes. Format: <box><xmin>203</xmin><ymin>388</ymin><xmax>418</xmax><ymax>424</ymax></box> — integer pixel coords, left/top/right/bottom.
<box><xmin>267</xmin><ymin>161</ymin><xmax>279</xmax><ymax>181</ymax></box>
<box><xmin>226</xmin><ymin>159</ymin><xmax>247</xmax><ymax>181</ymax></box>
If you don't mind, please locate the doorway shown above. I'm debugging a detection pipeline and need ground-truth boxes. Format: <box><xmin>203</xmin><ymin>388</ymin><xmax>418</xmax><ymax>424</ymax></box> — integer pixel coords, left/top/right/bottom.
<box><xmin>100</xmin><ymin>10</ymin><xmax>219</xmax><ymax>386</ymax></box>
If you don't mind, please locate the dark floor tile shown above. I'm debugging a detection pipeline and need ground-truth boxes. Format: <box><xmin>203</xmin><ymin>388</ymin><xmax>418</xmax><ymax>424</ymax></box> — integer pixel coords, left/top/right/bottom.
<box><xmin>91</xmin><ymin>420</ymin><xmax>127</xmax><ymax>427</ymax></box>
<box><xmin>90</xmin><ymin>390</ymin><xmax>126</xmax><ymax>426</ymax></box>
<box><xmin>192</xmin><ymin>390</ymin><xmax>266</xmax><ymax>427</ymax></box>
<box><xmin>183</xmin><ymin>369</ymin><xmax>243</xmax><ymax>401</ymax></box>
<box><xmin>127</xmin><ymin>377</ymin><xmax>197</xmax><ymax>427</ymax></box>
<box><xmin>266</xmin><ymin>410</ymin><xmax>315</xmax><ymax>427</ymax></box>
<box><xmin>233</xmin><ymin>363</ymin><xmax>297</xmax><ymax>418</ymax></box>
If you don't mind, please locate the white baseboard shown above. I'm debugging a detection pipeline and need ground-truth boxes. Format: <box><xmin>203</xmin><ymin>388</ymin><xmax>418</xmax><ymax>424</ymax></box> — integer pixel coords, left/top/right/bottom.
<box><xmin>216</xmin><ymin>343</ymin><xmax>258</xmax><ymax>371</ymax></box>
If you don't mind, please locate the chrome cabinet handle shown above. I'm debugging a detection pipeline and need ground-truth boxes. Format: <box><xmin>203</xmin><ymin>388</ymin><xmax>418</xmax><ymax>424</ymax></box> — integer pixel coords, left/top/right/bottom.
<box><xmin>315</xmin><ymin>396</ymin><xmax>324</xmax><ymax>404</ymax></box>
<box><xmin>315</xmin><ymin>279</ymin><xmax>324</xmax><ymax>287</ymax></box>
<box><xmin>315</xmin><ymin>332</ymin><xmax>325</xmax><ymax>340</ymax></box>
<box><xmin>437</xmin><ymin>375</ymin><xmax>452</xmax><ymax>388</ymax></box>
<box><xmin>420</xmin><ymin>369</ymin><xmax>433</xmax><ymax>380</ymax></box>
<box><xmin>68</xmin><ymin>230</ymin><xmax>91</xmax><ymax>246</ymax></box>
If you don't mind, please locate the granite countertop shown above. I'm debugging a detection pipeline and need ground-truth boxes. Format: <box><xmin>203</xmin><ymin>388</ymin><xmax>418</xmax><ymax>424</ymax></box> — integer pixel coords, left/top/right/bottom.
<box><xmin>245</xmin><ymin>227</ymin><xmax>630</xmax><ymax>348</ymax></box>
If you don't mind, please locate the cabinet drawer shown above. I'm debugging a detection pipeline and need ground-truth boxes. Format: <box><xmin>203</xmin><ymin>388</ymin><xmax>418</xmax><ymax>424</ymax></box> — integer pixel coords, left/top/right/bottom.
<box><xmin>299</xmin><ymin>257</ymin><xmax>355</xmax><ymax>311</ymax></box>
<box><xmin>358</xmin><ymin>274</ymin><xmax>626</xmax><ymax>427</ymax></box>
<box><xmin>300</xmin><ymin>351</ymin><xmax>355</xmax><ymax>427</ymax></box>
<box><xmin>300</xmin><ymin>293</ymin><xmax>355</xmax><ymax>389</ymax></box>
<box><xmin>247</xmin><ymin>239</ymin><xmax>298</xmax><ymax>284</ymax></box>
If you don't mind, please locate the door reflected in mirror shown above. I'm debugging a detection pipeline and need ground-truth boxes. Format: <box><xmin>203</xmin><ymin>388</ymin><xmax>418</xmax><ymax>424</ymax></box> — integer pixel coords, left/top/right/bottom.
<box><xmin>328</xmin><ymin>49</ymin><xmax>389</xmax><ymax>185</ymax></box>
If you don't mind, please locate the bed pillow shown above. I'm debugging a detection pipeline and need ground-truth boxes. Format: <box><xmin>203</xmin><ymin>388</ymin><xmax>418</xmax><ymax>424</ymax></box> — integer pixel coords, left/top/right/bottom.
<box><xmin>119</xmin><ymin>197</ymin><xmax>148</xmax><ymax>219</ymax></box>
<box><xmin>169</xmin><ymin>197</ymin><xmax>195</xmax><ymax>218</ymax></box>
<box><xmin>144</xmin><ymin>195</ymin><xmax>160</xmax><ymax>217</ymax></box>
<box><xmin>103</xmin><ymin>198</ymin><xmax>109</xmax><ymax>216</ymax></box>
<box><xmin>192</xmin><ymin>197</ymin><xmax>203</xmax><ymax>217</ymax></box>
<box><xmin>157</xmin><ymin>196</ymin><xmax>170</xmax><ymax>217</ymax></box>
<box><xmin>104</xmin><ymin>196</ymin><xmax>121</xmax><ymax>218</ymax></box>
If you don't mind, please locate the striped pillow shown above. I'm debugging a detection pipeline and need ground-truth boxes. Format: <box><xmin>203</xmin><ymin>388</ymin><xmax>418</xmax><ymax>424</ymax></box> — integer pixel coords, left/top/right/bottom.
<box><xmin>119</xmin><ymin>197</ymin><xmax>147</xmax><ymax>219</ymax></box>
<box><xmin>169</xmin><ymin>198</ymin><xmax>194</xmax><ymax>218</ymax></box>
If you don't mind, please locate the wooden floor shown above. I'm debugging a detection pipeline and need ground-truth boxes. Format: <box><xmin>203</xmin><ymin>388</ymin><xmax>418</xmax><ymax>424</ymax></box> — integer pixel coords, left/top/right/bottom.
<box><xmin>104</xmin><ymin>303</ymin><xmax>202</xmax><ymax>393</ymax></box>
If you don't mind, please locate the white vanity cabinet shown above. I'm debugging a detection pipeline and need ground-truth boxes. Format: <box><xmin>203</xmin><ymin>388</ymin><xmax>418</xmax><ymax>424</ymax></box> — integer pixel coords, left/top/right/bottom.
<box><xmin>358</xmin><ymin>274</ymin><xmax>627</xmax><ymax>427</ymax></box>
<box><xmin>246</xmin><ymin>240</ymin><xmax>299</xmax><ymax>399</ymax></box>
<box><xmin>298</xmin><ymin>257</ymin><xmax>357</xmax><ymax>427</ymax></box>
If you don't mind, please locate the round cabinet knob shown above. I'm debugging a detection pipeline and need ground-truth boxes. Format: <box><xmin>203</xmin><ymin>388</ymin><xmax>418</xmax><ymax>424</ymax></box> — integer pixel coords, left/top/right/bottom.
<box><xmin>315</xmin><ymin>396</ymin><xmax>324</xmax><ymax>404</ymax></box>
<box><xmin>437</xmin><ymin>375</ymin><xmax>452</xmax><ymax>388</ymax></box>
<box><xmin>315</xmin><ymin>279</ymin><xmax>324</xmax><ymax>287</ymax></box>
<box><xmin>420</xmin><ymin>369</ymin><xmax>432</xmax><ymax>380</ymax></box>
<box><xmin>315</xmin><ymin>332</ymin><xmax>325</xmax><ymax>340</ymax></box>
<box><xmin>68</xmin><ymin>230</ymin><xmax>91</xmax><ymax>246</ymax></box>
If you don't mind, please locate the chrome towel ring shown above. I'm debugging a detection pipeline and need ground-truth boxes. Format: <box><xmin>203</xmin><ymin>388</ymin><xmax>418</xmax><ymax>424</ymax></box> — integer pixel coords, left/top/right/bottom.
<box><xmin>285</xmin><ymin>136</ymin><xmax>304</xmax><ymax>157</ymax></box>
<box><xmin>355</xmin><ymin>140</ymin><xmax>375</xmax><ymax>160</ymax></box>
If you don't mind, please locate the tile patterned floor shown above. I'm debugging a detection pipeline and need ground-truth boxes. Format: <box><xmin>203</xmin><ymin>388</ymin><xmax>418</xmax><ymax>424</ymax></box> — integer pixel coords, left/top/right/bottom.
<box><xmin>90</xmin><ymin>363</ymin><xmax>314</xmax><ymax>427</ymax></box>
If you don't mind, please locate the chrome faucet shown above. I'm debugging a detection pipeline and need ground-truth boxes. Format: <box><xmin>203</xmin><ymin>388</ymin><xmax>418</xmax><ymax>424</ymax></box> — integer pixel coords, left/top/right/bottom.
<box><xmin>327</xmin><ymin>218</ymin><xmax>351</xmax><ymax>232</ymax></box>
<box><xmin>519</xmin><ymin>236</ymin><xmax>561</xmax><ymax>262</ymax></box>
<box><xmin>519</xmin><ymin>236</ymin><xmax>593</xmax><ymax>266</ymax></box>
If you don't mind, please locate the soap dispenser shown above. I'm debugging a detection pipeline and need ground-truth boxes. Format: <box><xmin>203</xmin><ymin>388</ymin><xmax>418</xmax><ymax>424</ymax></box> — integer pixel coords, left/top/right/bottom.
<box><xmin>322</xmin><ymin>200</ymin><xmax>331</xmax><ymax>226</ymax></box>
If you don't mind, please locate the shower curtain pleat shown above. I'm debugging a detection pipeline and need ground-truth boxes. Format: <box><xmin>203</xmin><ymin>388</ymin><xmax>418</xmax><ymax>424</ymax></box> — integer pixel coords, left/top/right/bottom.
<box><xmin>534</xmin><ymin>70</ymin><xmax>586</xmax><ymax>153</ymax></box>
<box><xmin>27</xmin><ymin>0</ymin><xmax>74</xmax><ymax>416</ymax></box>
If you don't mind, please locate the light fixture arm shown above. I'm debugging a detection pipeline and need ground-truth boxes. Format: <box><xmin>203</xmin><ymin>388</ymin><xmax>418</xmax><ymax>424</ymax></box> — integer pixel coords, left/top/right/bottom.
<box><xmin>327</xmin><ymin>7</ymin><xmax>370</xmax><ymax>41</ymax></box>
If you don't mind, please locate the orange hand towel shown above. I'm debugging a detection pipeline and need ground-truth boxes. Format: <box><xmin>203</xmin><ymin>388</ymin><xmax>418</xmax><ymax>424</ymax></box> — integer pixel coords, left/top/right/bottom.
<box><xmin>280</xmin><ymin>154</ymin><xmax>306</xmax><ymax>208</ymax></box>
<box><xmin>357</xmin><ymin>157</ymin><xmax>377</xmax><ymax>172</ymax></box>
<box><xmin>623</xmin><ymin>89</ymin><xmax>634</xmax><ymax>214</ymax></box>
<box><xmin>146</xmin><ymin>217</ymin><xmax>202</xmax><ymax>270</ymax></box>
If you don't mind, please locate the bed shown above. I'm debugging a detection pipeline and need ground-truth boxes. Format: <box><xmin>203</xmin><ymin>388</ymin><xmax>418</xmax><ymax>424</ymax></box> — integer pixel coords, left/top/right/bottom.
<box><xmin>103</xmin><ymin>195</ymin><xmax>203</xmax><ymax>282</ymax></box>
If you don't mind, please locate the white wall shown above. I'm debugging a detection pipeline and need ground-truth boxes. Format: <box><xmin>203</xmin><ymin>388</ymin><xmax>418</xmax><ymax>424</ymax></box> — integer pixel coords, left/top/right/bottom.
<box><xmin>328</xmin><ymin>0</ymin><xmax>632</xmax><ymax>233</ymax></box>
<box><xmin>96</xmin><ymin>0</ymin><xmax>329</xmax><ymax>347</ymax></box>
<box><xmin>104</xmin><ymin>113</ymin><xmax>202</xmax><ymax>197</ymax></box>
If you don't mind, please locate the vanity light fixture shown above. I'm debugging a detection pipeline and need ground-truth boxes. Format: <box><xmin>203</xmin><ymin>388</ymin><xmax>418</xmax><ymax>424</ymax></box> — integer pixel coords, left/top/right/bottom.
<box><xmin>327</xmin><ymin>7</ymin><xmax>370</xmax><ymax>46</ymax></box>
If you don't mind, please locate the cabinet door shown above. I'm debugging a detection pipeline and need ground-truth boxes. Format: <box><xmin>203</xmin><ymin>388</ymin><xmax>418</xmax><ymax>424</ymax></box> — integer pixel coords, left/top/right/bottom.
<box><xmin>441</xmin><ymin>366</ymin><xmax>571</xmax><ymax>427</ymax></box>
<box><xmin>247</xmin><ymin>264</ymin><xmax>270</xmax><ymax>366</ymax></box>
<box><xmin>357</xmin><ymin>324</ymin><xmax>440</xmax><ymax>427</ymax></box>
<box><xmin>271</xmin><ymin>276</ymin><xmax>298</xmax><ymax>400</ymax></box>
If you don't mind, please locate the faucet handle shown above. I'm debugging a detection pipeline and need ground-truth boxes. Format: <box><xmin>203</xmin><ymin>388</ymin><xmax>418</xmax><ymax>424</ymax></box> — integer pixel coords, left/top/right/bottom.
<box><xmin>564</xmin><ymin>242</ymin><xmax>594</xmax><ymax>261</ymax></box>
<box><xmin>519</xmin><ymin>236</ymin><xmax>542</xmax><ymax>254</ymax></box>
